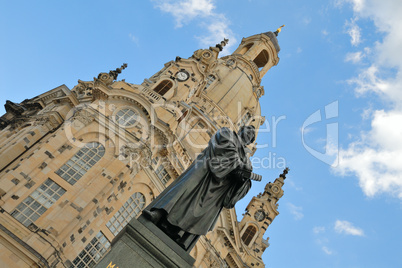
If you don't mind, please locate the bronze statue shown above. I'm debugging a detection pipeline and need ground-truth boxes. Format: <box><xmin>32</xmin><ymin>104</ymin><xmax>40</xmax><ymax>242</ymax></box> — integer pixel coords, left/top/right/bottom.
<box><xmin>143</xmin><ymin>126</ymin><xmax>262</xmax><ymax>251</ymax></box>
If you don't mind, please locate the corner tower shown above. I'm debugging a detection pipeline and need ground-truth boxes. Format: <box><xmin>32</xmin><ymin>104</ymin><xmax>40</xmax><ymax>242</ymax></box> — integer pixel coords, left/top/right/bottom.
<box><xmin>237</xmin><ymin>168</ymin><xmax>289</xmax><ymax>267</ymax></box>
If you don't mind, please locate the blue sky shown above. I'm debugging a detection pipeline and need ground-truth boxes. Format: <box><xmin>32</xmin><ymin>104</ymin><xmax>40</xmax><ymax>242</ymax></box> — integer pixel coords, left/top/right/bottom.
<box><xmin>1</xmin><ymin>0</ymin><xmax>402</xmax><ymax>267</ymax></box>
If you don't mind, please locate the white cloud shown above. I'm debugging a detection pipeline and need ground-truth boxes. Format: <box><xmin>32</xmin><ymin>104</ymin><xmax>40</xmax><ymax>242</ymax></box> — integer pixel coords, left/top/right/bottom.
<box><xmin>322</xmin><ymin>29</ymin><xmax>329</xmax><ymax>36</ymax></box>
<box><xmin>153</xmin><ymin>0</ymin><xmax>236</xmax><ymax>53</ymax></box>
<box><xmin>153</xmin><ymin>0</ymin><xmax>214</xmax><ymax>28</ymax></box>
<box><xmin>345</xmin><ymin>47</ymin><xmax>371</xmax><ymax>64</ymax></box>
<box><xmin>128</xmin><ymin>33</ymin><xmax>139</xmax><ymax>45</ymax></box>
<box><xmin>302</xmin><ymin>17</ymin><xmax>312</xmax><ymax>25</ymax></box>
<box><xmin>313</xmin><ymin>226</ymin><xmax>326</xmax><ymax>234</ymax></box>
<box><xmin>334</xmin><ymin>0</ymin><xmax>402</xmax><ymax>199</ymax></box>
<box><xmin>347</xmin><ymin>65</ymin><xmax>391</xmax><ymax>97</ymax></box>
<box><xmin>335</xmin><ymin>0</ymin><xmax>365</xmax><ymax>12</ymax></box>
<box><xmin>345</xmin><ymin>51</ymin><xmax>363</xmax><ymax>63</ymax></box>
<box><xmin>322</xmin><ymin>246</ymin><xmax>334</xmax><ymax>255</ymax></box>
<box><xmin>288</xmin><ymin>203</ymin><xmax>304</xmax><ymax>220</ymax></box>
<box><xmin>345</xmin><ymin>18</ymin><xmax>362</xmax><ymax>46</ymax></box>
<box><xmin>334</xmin><ymin>220</ymin><xmax>364</xmax><ymax>236</ymax></box>
<box><xmin>361</xmin><ymin>106</ymin><xmax>373</xmax><ymax>120</ymax></box>
<box><xmin>351</xmin><ymin>0</ymin><xmax>365</xmax><ymax>12</ymax></box>
<box><xmin>337</xmin><ymin>110</ymin><xmax>402</xmax><ymax>197</ymax></box>
<box><xmin>287</xmin><ymin>179</ymin><xmax>303</xmax><ymax>191</ymax></box>
<box><xmin>196</xmin><ymin>16</ymin><xmax>235</xmax><ymax>54</ymax></box>
<box><xmin>300</xmin><ymin>126</ymin><xmax>314</xmax><ymax>135</ymax></box>
<box><xmin>315</xmin><ymin>237</ymin><xmax>335</xmax><ymax>255</ymax></box>
<box><xmin>315</xmin><ymin>237</ymin><xmax>329</xmax><ymax>245</ymax></box>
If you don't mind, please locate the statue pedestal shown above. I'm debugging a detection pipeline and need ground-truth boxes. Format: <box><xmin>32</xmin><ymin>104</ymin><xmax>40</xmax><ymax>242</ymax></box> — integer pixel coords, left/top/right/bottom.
<box><xmin>95</xmin><ymin>216</ymin><xmax>195</xmax><ymax>268</ymax></box>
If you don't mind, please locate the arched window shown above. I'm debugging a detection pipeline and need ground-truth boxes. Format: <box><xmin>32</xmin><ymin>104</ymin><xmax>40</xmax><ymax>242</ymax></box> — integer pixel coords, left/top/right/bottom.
<box><xmin>55</xmin><ymin>142</ymin><xmax>105</xmax><ymax>185</ymax></box>
<box><xmin>153</xmin><ymin>80</ymin><xmax>173</xmax><ymax>96</ymax></box>
<box><xmin>242</xmin><ymin>225</ymin><xmax>257</xmax><ymax>246</ymax></box>
<box><xmin>204</xmin><ymin>75</ymin><xmax>216</xmax><ymax>90</ymax></box>
<box><xmin>106</xmin><ymin>192</ymin><xmax>146</xmax><ymax>236</ymax></box>
<box><xmin>253</xmin><ymin>49</ymin><xmax>269</xmax><ymax>70</ymax></box>
<box><xmin>239</xmin><ymin>43</ymin><xmax>254</xmax><ymax>55</ymax></box>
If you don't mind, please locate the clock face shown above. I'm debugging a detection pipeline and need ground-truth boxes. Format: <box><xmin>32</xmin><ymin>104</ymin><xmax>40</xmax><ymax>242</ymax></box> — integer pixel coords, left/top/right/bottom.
<box><xmin>272</xmin><ymin>185</ymin><xmax>280</xmax><ymax>193</ymax></box>
<box><xmin>176</xmin><ymin>70</ymin><xmax>189</xmax><ymax>82</ymax></box>
<box><xmin>254</xmin><ymin>210</ymin><xmax>266</xmax><ymax>222</ymax></box>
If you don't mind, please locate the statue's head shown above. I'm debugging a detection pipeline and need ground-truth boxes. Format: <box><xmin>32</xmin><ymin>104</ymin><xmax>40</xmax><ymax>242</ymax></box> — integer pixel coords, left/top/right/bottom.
<box><xmin>238</xmin><ymin>125</ymin><xmax>256</xmax><ymax>145</ymax></box>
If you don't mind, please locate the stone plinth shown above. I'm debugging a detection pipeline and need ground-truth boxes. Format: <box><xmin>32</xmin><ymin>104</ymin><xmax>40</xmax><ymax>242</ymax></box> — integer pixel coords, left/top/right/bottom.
<box><xmin>95</xmin><ymin>216</ymin><xmax>195</xmax><ymax>268</ymax></box>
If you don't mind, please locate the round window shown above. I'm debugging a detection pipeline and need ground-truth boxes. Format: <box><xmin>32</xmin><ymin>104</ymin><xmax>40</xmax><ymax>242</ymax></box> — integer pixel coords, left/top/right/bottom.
<box><xmin>254</xmin><ymin>210</ymin><xmax>266</xmax><ymax>222</ymax></box>
<box><xmin>115</xmin><ymin>108</ymin><xmax>138</xmax><ymax>127</ymax></box>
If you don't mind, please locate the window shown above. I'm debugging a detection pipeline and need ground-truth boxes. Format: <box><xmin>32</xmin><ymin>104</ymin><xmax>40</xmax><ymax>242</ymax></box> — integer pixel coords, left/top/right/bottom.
<box><xmin>253</xmin><ymin>49</ymin><xmax>269</xmax><ymax>69</ymax></box>
<box><xmin>115</xmin><ymin>108</ymin><xmax>138</xmax><ymax>127</ymax></box>
<box><xmin>55</xmin><ymin>142</ymin><xmax>105</xmax><ymax>185</ymax></box>
<box><xmin>240</xmin><ymin>112</ymin><xmax>252</xmax><ymax>127</ymax></box>
<box><xmin>254</xmin><ymin>210</ymin><xmax>266</xmax><ymax>222</ymax></box>
<box><xmin>242</xmin><ymin>225</ymin><xmax>257</xmax><ymax>246</ymax></box>
<box><xmin>106</xmin><ymin>192</ymin><xmax>146</xmax><ymax>236</ymax></box>
<box><xmin>155</xmin><ymin>165</ymin><xmax>172</xmax><ymax>185</ymax></box>
<box><xmin>11</xmin><ymin>179</ymin><xmax>66</xmax><ymax>227</ymax></box>
<box><xmin>153</xmin><ymin>80</ymin><xmax>173</xmax><ymax>96</ymax></box>
<box><xmin>71</xmin><ymin>232</ymin><xmax>111</xmax><ymax>268</ymax></box>
<box><xmin>151</xmin><ymin>157</ymin><xmax>159</xmax><ymax>167</ymax></box>
<box><xmin>204</xmin><ymin>75</ymin><xmax>216</xmax><ymax>90</ymax></box>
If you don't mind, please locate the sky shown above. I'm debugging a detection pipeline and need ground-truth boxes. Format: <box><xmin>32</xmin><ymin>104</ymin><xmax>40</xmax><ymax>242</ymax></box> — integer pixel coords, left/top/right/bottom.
<box><xmin>1</xmin><ymin>0</ymin><xmax>402</xmax><ymax>267</ymax></box>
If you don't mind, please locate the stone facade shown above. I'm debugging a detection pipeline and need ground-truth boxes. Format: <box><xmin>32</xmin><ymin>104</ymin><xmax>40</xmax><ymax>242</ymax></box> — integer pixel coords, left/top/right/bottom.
<box><xmin>0</xmin><ymin>31</ymin><xmax>285</xmax><ymax>268</ymax></box>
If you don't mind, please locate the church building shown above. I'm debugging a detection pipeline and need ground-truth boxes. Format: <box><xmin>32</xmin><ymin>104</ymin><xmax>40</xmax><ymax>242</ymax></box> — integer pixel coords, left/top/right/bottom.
<box><xmin>0</xmin><ymin>29</ymin><xmax>286</xmax><ymax>267</ymax></box>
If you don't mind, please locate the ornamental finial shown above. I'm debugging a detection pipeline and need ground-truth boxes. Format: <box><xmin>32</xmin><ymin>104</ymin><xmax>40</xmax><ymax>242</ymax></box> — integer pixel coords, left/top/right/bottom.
<box><xmin>274</xmin><ymin>25</ymin><xmax>285</xmax><ymax>36</ymax></box>
<box><xmin>279</xmin><ymin>167</ymin><xmax>289</xmax><ymax>179</ymax></box>
<box><xmin>97</xmin><ymin>63</ymin><xmax>128</xmax><ymax>85</ymax></box>
<box><xmin>110</xmin><ymin>63</ymin><xmax>128</xmax><ymax>80</ymax></box>
<box><xmin>215</xmin><ymin>38</ymin><xmax>229</xmax><ymax>51</ymax></box>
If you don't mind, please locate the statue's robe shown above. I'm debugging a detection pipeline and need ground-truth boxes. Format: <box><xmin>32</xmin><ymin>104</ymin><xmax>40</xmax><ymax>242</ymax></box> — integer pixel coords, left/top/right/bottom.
<box><xmin>147</xmin><ymin>127</ymin><xmax>252</xmax><ymax>236</ymax></box>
